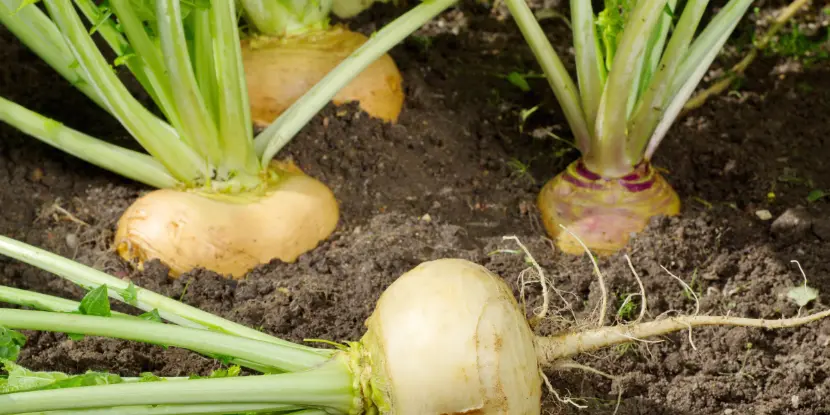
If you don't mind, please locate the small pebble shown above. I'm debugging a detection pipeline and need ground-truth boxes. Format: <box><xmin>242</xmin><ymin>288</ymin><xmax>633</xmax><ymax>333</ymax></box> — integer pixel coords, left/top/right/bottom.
<box><xmin>770</xmin><ymin>206</ymin><xmax>812</xmax><ymax>242</ymax></box>
<box><xmin>755</xmin><ymin>209</ymin><xmax>773</xmax><ymax>221</ymax></box>
<box><xmin>65</xmin><ymin>233</ymin><xmax>79</xmax><ymax>249</ymax></box>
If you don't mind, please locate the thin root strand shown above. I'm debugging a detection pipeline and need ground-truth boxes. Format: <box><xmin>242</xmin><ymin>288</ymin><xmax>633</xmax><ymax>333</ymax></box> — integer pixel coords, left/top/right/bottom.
<box><xmin>536</xmin><ymin>308</ymin><xmax>830</xmax><ymax>364</ymax></box>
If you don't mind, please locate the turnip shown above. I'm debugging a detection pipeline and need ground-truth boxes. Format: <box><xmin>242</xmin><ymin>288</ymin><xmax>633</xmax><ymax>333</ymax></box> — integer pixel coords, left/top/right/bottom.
<box><xmin>1</xmin><ymin>235</ymin><xmax>827</xmax><ymax>414</ymax></box>
<box><xmin>502</xmin><ymin>0</ymin><xmax>808</xmax><ymax>256</ymax></box>
<box><xmin>0</xmin><ymin>0</ymin><xmax>455</xmax><ymax>278</ymax></box>
<box><xmin>239</xmin><ymin>0</ymin><xmax>405</xmax><ymax>127</ymax></box>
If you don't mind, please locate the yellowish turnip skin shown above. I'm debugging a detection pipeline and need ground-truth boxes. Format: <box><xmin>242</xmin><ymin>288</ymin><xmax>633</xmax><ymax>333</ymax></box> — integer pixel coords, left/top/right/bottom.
<box><xmin>114</xmin><ymin>163</ymin><xmax>339</xmax><ymax>279</ymax></box>
<box><xmin>538</xmin><ymin>160</ymin><xmax>680</xmax><ymax>256</ymax></box>
<box><xmin>242</xmin><ymin>27</ymin><xmax>404</xmax><ymax>127</ymax></box>
<box><xmin>359</xmin><ymin>259</ymin><xmax>542</xmax><ymax>414</ymax></box>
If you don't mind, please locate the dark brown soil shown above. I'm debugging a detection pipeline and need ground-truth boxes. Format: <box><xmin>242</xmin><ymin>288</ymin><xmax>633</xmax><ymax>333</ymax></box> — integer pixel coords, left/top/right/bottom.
<box><xmin>2</xmin><ymin>2</ymin><xmax>830</xmax><ymax>414</ymax></box>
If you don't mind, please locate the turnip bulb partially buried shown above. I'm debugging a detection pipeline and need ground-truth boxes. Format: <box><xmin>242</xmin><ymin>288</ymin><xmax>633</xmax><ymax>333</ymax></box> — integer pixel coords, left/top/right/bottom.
<box><xmin>114</xmin><ymin>162</ymin><xmax>339</xmax><ymax>278</ymax></box>
<box><xmin>242</xmin><ymin>27</ymin><xmax>404</xmax><ymax>127</ymax></box>
<box><xmin>537</xmin><ymin>160</ymin><xmax>681</xmax><ymax>255</ymax></box>
<box><xmin>356</xmin><ymin>258</ymin><xmax>543</xmax><ymax>414</ymax></box>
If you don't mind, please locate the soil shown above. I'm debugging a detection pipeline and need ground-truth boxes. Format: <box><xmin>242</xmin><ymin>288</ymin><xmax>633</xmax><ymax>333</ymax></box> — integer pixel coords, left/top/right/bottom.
<box><xmin>2</xmin><ymin>2</ymin><xmax>830</xmax><ymax>414</ymax></box>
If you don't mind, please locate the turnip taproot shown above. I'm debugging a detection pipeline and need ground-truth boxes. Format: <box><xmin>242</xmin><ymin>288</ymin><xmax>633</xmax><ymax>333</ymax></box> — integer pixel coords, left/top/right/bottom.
<box><xmin>1</xmin><ymin>237</ymin><xmax>828</xmax><ymax>414</ymax></box>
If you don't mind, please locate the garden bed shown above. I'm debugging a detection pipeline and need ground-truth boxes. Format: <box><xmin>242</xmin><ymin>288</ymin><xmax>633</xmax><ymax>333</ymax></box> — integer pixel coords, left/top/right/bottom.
<box><xmin>1</xmin><ymin>1</ymin><xmax>829</xmax><ymax>414</ymax></box>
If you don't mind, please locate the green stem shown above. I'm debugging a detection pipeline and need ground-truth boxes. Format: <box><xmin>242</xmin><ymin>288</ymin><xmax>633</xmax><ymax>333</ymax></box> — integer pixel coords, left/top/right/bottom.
<box><xmin>0</xmin><ymin>0</ymin><xmax>104</xmax><ymax>108</ymax></box>
<box><xmin>253</xmin><ymin>0</ymin><xmax>460</xmax><ymax>163</ymax></box>
<box><xmin>0</xmin><ymin>236</ymin><xmax>333</xmax><ymax>363</ymax></box>
<box><xmin>209</xmin><ymin>0</ymin><xmax>261</xmax><ymax>183</ymax></box>
<box><xmin>636</xmin><ymin>0</ymin><xmax>677</xmax><ymax>101</ymax></box>
<box><xmin>0</xmin><ymin>96</ymin><xmax>177</xmax><ymax>189</ymax></box>
<box><xmin>155</xmin><ymin>0</ymin><xmax>222</xmax><ymax>166</ymax></box>
<box><xmin>108</xmin><ymin>0</ymin><xmax>185</xmax><ymax>134</ymax></box>
<box><xmin>672</xmin><ymin>0</ymin><xmax>753</xmax><ymax>97</ymax></box>
<box><xmin>626</xmin><ymin>0</ymin><xmax>708</xmax><ymax>161</ymax></box>
<box><xmin>0</xmin><ymin>309</ymin><xmax>325</xmax><ymax>372</ymax></box>
<box><xmin>191</xmin><ymin>9</ymin><xmax>218</xmax><ymax>121</ymax></box>
<box><xmin>72</xmin><ymin>0</ymin><xmax>164</xmax><ymax>112</ymax></box>
<box><xmin>0</xmin><ymin>357</ymin><xmax>357</xmax><ymax>415</ymax></box>
<box><xmin>0</xmin><ymin>285</ymin><xmax>274</xmax><ymax>373</ymax></box>
<box><xmin>645</xmin><ymin>0</ymin><xmax>752</xmax><ymax>160</ymax></box>
<box><xmin>590</xmin><ymin>0</ymin><xmax>668</xmax><ymax>178</ymax></box>
<box><xmin>43</xmin><ymin>0</ymin><xmax>206</xmax><ymax>184</ymax></box>
<box><xmin>503</xmin><ymin>0</ymin><xmax>591</xmax><ymax>153</ymax></box>
<box><xmin>0</xmin><ymin>285</ymin><xmax>89</xmax><ymax>313</ymax></box>
<box><xmin>19</xmin><ymin>403</ymin><xmax>301</xmax><ymax>415</ymax></box>
<box><xmin>569</xmin><ymin>0</ymin><xmax>605</xmax><ymax>135</ymax></box>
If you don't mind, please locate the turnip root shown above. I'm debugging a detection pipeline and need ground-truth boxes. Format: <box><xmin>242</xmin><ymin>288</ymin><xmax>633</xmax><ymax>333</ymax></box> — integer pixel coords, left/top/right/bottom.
<box><xmin>355</xmin><ymin>258</ymin><xmax>830</xmax><ymax>414</ymax></box>
<box><xmin>357</xmin><ymin>258</ymin><xmax>543</xmax><ymax>413</ymax></box>
<box><xmin>242</xmin><ymin>27</ymin><xmax>404</xmax><ymax>128</ymax></box>
<box><xmin>538</xmin><ymin>160</ymin><xmax>680</xmax><ymax>256</ymax></box>
<box><xmin>114</xmin><ymin>161</ymin><xmax>339</xmax><ymax>278</ymax></box>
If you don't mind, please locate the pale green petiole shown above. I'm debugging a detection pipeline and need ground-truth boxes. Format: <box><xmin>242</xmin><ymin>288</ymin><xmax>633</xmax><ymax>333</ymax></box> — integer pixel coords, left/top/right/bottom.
<box><xmin>0</xmin><ymin>235</ymin><xmax>334</xmax><ymax>365</ymax></box>
<box><xmin>0</xmin><ymin>285</ymin><xmax>279</xmax><ymax>373</ymax></box>
<box><xmin>504</xmin><ymin>0</ymin><xmax>755</xmax><ymax>179</ymax></box>
<box><xmin>17</xmin><ymin>403</ymin><xmax>304</xmax><ymax>415</ymax></box>
<box><xmin>108</xmin><ymin>0</ymin><xmax>187</xmax><ymax>134</ymax></box>
<box><xmin>636</xmin><ymin>0</ymin><xmax>677</xmax><ymax>102</ymax></box>
<box><xmin>0</xmin><ymin>97</ymin><xmax>177</xmax><ymax>189</ymax></box>
<box><xmin>569</xmin><ymin>0</ymin><xmax>605</xmax><ymax>139</ymax></box>
<box><xmin>0</xmin><ymin>0</ymin><xmax>104</xmax><ymax>108</ymax></box>
<box><xmin>72</xmin><ymin>0</ymin><xmax>164</xmax><ymax>112</ymax></box>
<box><xmin>0</xmin><ymin>357</ymin><xmax>356</xmax><ymax>415</ymax></box>
<box><xmin>502</xmin><ymin>0</ymin><xmax>590</xmax><ymax>153</ymax></box>
<box><xmin>43</xmin><ymin>0</ymin><xmax>206</xmax><ymax>183</ymax></box>
<box><xmin>0</xmin><ymin>309</ymin><xmax>322</xmax><ymax>372</ymax></box>
<box><xmin>0</xmin><ymin>285</ymin><xmax>95</xmax><ymax>313</ymax></box>
<box><xmin>591</xmin><ymin>0</ymin><xmax>668</xmax><ymax>177</ymax></box>
<box><xmin>156</xmin><ymin>0</ymin><xmax>223</xmax><ymax>165</ymax></box>
<box><xmin>210</xmin><ymin>0</ymin><xmax>261</xmax><ymax>181</ymax></box>
<box><xmin>645</xmin><ymin>0</ymin><xmax>754</xmax><ymax>159</ymax></box>
<box><xmin>254</xmin><ymin>0</ymin><xmax>463</xmax><ymax>163</ymax></box>
<box><xmin>627</xmin><ymin>0</ymin><xmax>708</xmax><ymax>160</ymax></box>
<box><xmin>673</xmin><ymin>0</ymin><xmax>754</xmax><ymax>94</ymax></box>
<box><xmin>191</xmin><ymin>9</ymin><xmax>218</xmax><ymax>121</ymax></box>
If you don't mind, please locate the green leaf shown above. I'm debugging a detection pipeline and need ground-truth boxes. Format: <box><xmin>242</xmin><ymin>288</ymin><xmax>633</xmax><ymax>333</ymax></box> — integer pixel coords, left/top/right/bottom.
<box><xmin>807</xmin><ymin>189</ymin><xmax>828</xmax><ymax>203</ymax></box>
<box><xmin>0</xmin><ymin>360</ymin><xmax>123</xmax><ymax>394</ymax></box>
<box><xmin>114</xmin><ymin>53</ymin><xmax>136</xmax><ymax>67</ymax></box>
<box><xmin>117</xmin><ymin>282</ymin><xmax>139</xmax><ymax>306</ymax></box>
<box><xmin>1</xmin><ymin>360</ymin><xmax>70</xmax><ymax>393</ymax></box>
<box><xmin>189</xmin><ymin>365</ymin><xmax>242</xmax><ymax>379</ymax></box>
<box><xmin>787</xmin><ymin>285</ymin><xmax>818</xmax><ymax>307</ymax></box>
<box><xmin>139</xmin><ymin>309</ymin><xmax>162</xmax><ymax>323</ymax></box>
<box><xmin>66</xmin><ymin>285</ymin><xmax>112</xmax><ymax>341</ymax></box>
<box><xmin>506</xmin><ymin>72</ymin><xmax>531</xmax><ymax>92</ymax></box>
<box><xmin>79</xmin><ymin>285</ymin><xmax>112</xmax><ymax>317</ymax></box>
<box><xmin>89</xmin><ymin>8</ymin><xmax>113</xmax><ymax>35</ymax></box>
<box><xmin>139</xmin><ymin>372</ymin><xmax>165</xmax><ymax>382</ymax></box>
<box><xmin>0</xmin><ymin>328</ymin><xmax>26</xmax><ymax>362</ymax></box>
<box><xmin>596</xmin><ymin>0</ymin><xmax>635</xmax><ymax>70</ymax></box>
<box><xmin>43</xmin><ymin>372</ymin><xmax>123</xmax><ymax>390</ymax></box>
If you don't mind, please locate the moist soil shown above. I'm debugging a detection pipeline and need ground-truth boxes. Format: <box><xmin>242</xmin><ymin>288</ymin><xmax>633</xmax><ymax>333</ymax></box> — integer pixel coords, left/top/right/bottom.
<box><xmin>2</xmin><ymin>2</ymin><xmax>830</xmax><ymax>414</ymax></box>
